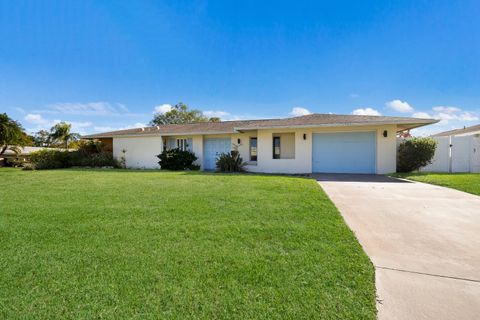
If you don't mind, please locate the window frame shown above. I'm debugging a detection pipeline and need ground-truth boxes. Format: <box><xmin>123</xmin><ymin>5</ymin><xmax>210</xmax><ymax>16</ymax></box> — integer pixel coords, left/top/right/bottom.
<box><xmin>273</xmin><ymin>136</ymin><xmax>281</xmax><ymax>159</ymax></box>
<box><xmin>249</xmin><ymin>137</ymin><xmax>258</xmax><ymax>162</ymax></box>
<box><xmin>176</xmin><ymin>138</ymin><xmax>188</xmax><ymax>151</ymax></box>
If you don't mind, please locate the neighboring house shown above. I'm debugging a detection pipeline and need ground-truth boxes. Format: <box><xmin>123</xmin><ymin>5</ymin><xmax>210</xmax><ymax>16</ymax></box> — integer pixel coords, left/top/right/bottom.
<box><xmin>431</xmin><ymin>124</ymin><xmax>480</xmax><ymax>137</ymax></box>
<box><xmin>423</xmin><ymin>124</ymin><xmax>480</xmax><ymax>173</ymax></box>
<box><xmin>82</xmin><ymin>114</ymin><xmax>437</xmax><ymax>174</ymax></box>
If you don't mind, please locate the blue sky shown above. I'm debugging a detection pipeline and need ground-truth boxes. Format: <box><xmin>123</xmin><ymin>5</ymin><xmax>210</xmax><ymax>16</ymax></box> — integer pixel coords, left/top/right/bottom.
<box><xmin>1</xmin><ymin>0</ymin><xmax>479</xmax><ymax>136</ymax></box>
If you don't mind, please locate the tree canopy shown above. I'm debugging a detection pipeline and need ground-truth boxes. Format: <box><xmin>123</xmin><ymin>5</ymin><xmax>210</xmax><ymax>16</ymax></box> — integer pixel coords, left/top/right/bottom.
<box><xmin>0</xmin><ymin>113</ymin><xmax>30</xmax><ymax>155</ymax></box>
<box><xmin>49</xmin><ymin>122</ymin><xmax>80</xmax><ymax>149</ymax></box>
<box><xmin>33</xmin><ymin>130</ymin><xmax>51</xmax><ymax>147</ymax></box>
<box><xmin>150</xmin><ymin>102</ymin><xmax>221</xmax><ymax>126</ymax></box>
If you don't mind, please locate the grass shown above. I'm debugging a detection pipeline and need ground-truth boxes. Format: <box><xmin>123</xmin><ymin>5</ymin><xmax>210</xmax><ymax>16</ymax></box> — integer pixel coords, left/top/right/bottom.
<box><xmin>0</xmin><ymin>168</ymin><xmax>375</xmax><ymax>319</ymax></box>
<box><xmin>392</xmin><ymin>172</ymin><xmax>480</xmax><ymax>196</ymax></box>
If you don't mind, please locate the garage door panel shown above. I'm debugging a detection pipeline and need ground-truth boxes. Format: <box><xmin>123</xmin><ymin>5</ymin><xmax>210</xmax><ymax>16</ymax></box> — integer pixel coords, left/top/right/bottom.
<box><xmin>312</xmin><ymin>132</ymin><xmax>376</xmax><ymax>173</ymax></box>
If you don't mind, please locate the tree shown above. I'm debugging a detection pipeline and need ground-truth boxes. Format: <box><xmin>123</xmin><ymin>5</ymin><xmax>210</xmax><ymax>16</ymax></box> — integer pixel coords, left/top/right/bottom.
<box><xmin>49</xmin><ymin>122</ymin><xmax>80</xmax><ymax>149</ymax></box>
<box><xmin>33</xmin><ymin>130</ymin><xmax>51</xmax><ymax>147</ymax></box>
<box><xmin>0</xmin><ymin>113</ymin><xmax>29</xmax><ymax>156</ymax></box>
<box><xmin>150</xmin><ymin>102</ymin><xmax>220</xmax><ymax>125</ymax></box>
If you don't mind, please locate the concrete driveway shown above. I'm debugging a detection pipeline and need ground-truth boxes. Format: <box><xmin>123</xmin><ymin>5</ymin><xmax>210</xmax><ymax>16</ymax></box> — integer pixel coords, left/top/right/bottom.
<box><xmin>316</xmin><ymin>174</ymin><xmax>480</xmax><ymax>320</ymax></box>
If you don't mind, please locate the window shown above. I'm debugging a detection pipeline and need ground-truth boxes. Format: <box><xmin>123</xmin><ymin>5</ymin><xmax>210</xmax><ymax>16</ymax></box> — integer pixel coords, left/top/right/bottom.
<box><xmin>272</xmin><ymin>133</ymin><xmax>295</xmax><ymax>159</ymax></box>
<box><xmin>273</xmin><ymin>136</ymin><xmax>281</xmax><ymax>159</ymax></box>
<box><xmin>250</xmin><ymin>137</ymin><xmax>257</xmax><ymax>161</ymax></box>
<box><xmin>176</xmin><ymin>138</ymin><xmax>188</xmax><ymax>151</ymax></box>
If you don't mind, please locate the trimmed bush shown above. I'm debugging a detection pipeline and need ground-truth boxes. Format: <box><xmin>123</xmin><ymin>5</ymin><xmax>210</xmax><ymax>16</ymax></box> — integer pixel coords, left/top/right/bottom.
<box><xmin>29</xmin><ymin>144</ymin><xmax>119</xmax><ymax>170</ymax></box>
<box><xmin>157</xmin><ymin>148</ymin><xmax>198</xmax><ymax>170</ymax></box>
<box><xmin>397</xmin><ymin>137</ymin><xmax>437</xmax><ymax>172</ymax></box>
<box><xmin>216</xmin><ymin>150</ymin><xmax>245</xmax><ymax>172</ymax></box>
<box><xmin>29</xmin><ymin>149</ymin><xmax>70</xmax><ymax>169</ymax></box>
<box><xmin>69</xmin><ymin>151</ymin><xmax>119</xmax><ymax>168</ymax></box>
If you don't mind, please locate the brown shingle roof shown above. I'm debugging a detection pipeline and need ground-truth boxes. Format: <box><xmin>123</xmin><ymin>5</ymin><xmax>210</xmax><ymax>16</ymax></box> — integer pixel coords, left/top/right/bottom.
<box><xmin>82</xmin><ymin>113</ymin><xmax>438</xmax><ymax>138</ymax></box>
<box><xmin>431</xmin><ymin>124</ymin><xmax>480</xmax><ymax>137</ymax></box>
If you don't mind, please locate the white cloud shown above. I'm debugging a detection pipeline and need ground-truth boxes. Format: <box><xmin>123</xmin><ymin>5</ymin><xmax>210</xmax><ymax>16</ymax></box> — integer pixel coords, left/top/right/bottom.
<box><xmin>153</xmin><ymin>104</ymin><xmax>173</xmax><ymax>114</ymax></box>
<box><xmin>203</xmin><ymin>110</ymin><xmax>230</xmax><ymax>119</ymax></box>
<box><xmin>431</xmin><ymin>108</ymin><xmax>479</xmax><ymax>124</ymax></box>
<box><xmin>352</xmin><ymin>108</ymin><xmax>381</xmax><ymax>116</ymax></box>
<box><xmin>46</xmin><ymin>102</ymin><xmax>117</xmax><ymax>115</ymax></box>
<box><xmin>24</xmin><ymin>114</ymin><xmax>92</xmax><ymax>135</ymax></box>
<box><xmin>25</xmin><ymin>113</ymin><xmax>49</xmax><ymax>125</ymax></box>
<box><xmin>117</xmin><ymin>103</ymin><xmax>129</xmax><ymax>112</ymax></box>
<box><xmin>93</xmin><ymin>122</ymin><xmax>147</xmax><ymax>133</ymax></box>
<box><xmin>289</xmin><ymin>107</ymin><xmax>312</xmax><ymax>117</ymax></box>
<box><xmin>349</xmin><ymin>93</ymin><xmax>360</xmax><ymax>98</ymax></box>
<box><xmin>457</xmin><ymin>112</ymin><xmax>479</xmax><ymax>121</ymax></box>
<box><xmin>432</xmin><ymin>106</ymin><xmax>461</xmax><ymax>113</ymax></box>
<box><xmin>386</xmin><ymin>99</ymin><xmax>414</xmax><ymax>113</ymax></box>
<box><xmin>412</xmin><ymin>112</ymin><xmax>432</xmax><ymax>119</ymax></box>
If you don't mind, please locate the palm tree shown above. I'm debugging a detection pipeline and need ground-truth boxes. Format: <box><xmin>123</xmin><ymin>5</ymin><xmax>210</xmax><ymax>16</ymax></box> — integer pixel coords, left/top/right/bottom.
<box><xmin>0</xmin><ymin>113</ymin><xmax>28</xmax><ymax>156</ymax></box>
<box><xmin>49</xmin><ymin>122</ymin><xmax>80</xmax><ymax>150</ymax></box>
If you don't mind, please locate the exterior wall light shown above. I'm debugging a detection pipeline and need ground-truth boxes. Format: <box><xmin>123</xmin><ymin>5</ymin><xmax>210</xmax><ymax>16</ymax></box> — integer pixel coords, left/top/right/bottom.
<box><xmin>303</xmin><ymin>133</ymin><xmax>307</xmax><ymax>140</ymax></box>
<box><xmin>383</xmin><ymin>130</ymin><xmax>388</xmax><ymax>137</ymax></box>
<box><xmin>237</xmin><ymin>138</ymin><xmax>241</xmax><ymax>144</ymax></box>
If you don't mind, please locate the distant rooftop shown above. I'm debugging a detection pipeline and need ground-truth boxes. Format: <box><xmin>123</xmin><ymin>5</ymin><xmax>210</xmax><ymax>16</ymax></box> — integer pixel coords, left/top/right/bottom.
<box><xmin>82</xmin><ymin>113</ymin><xmax>438</xmax><ymax>139</ymax></box>
<box><xmin>431</xmin><ymin>124</ymin><xmax>480</xmax><ymax>137</ymax></box>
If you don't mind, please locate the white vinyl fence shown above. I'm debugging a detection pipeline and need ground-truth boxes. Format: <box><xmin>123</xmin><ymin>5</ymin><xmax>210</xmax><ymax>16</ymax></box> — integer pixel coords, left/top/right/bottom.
<box><xmin>419</xmin><ymin>135</ymin><xmax>480</xmax><ymax>173</ymax></box>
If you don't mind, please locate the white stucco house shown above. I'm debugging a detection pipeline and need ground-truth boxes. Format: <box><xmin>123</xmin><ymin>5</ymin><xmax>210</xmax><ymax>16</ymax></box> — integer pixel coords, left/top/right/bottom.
<box><xmin>83</xmin><ymin>114</ymin><xmax>437</xmax><ymax>174</ymax></box>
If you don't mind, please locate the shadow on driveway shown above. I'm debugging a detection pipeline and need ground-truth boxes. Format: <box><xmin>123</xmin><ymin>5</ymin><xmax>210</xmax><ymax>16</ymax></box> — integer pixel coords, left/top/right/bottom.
<box><xmin>311</xmin><ymin>173</ymin><xmax>411</xmax><ymax>183</ymax></box>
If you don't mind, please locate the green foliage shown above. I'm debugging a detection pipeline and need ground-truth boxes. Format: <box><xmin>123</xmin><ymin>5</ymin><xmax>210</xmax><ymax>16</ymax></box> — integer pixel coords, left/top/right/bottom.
<box><xmin>0</xmin><ymin>113</ymin><xmax>30</xmax><ymax>155</ymax></box>
<box><xmin>49</xmin><ymin>122</ymin><xmax>80</xmax><ymax>149</ymax></box>
<box><xmin>150</xmin><ymin>102</ymin><xmax>221</xmax><ymax>125</ymax></box>
<box><xmin>69</xmin><ymin>152</ymin><xmax>118</xmax><ymax>168</ymax></box>
<box><xmin>216</xmin><ymin>150</ymin><xmax>246</xmax><ymax>172</ymax></box>
<box><xmin>29</xmin><ymin>141</ymin><xmax>118</xmax><ymax>170</ymax></box>
<box><xmin>397</xmin><ymin>137</ymin><xmax>437</xmax><ymax>172</ymax></box>
<box><xmin>76</xmin><ymin>139</ymin><xmax>107</xmax><ymax>155</ymax></box>
<box><xmin>33</xmin><ymin>130</ymin><xmax>51</xmax><ymax>147</ymax></box>
<box><xmin>29</xmin><ymin>149</ymin><xmax>70</xmax><ymax>169</ymax></box>
<box><xmin>157</xmin><ymin>148</ymin><xmax>198</xmax><ymax>170</ymax></box>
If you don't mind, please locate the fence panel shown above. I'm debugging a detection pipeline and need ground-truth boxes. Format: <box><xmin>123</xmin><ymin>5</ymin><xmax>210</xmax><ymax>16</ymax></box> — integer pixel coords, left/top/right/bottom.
<box><xmin>421</xmin><ymin>136</ymin><xmax>450</xmax><ymax>172</ymax></box>
<box><xmin>471</xmin><ymin>137</ymin><xmax>480</xmax><ymax>173</ymax></box>
<box><xmin>451</xmin><ymin>136</ymin><xmax>471</xmax><ymax>172</ymax></box>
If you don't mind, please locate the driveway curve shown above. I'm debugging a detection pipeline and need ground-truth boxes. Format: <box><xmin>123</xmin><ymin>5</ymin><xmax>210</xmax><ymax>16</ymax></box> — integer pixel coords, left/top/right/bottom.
<box><xmin>316</xmin><ymin>174</ymin><xmax>480</xmax><ymax>320</ymax></box>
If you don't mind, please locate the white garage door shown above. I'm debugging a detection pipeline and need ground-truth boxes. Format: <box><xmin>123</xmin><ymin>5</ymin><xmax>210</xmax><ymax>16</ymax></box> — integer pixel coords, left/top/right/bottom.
<box><xmin>312</xmin><ymin>132</ymin><xmax>376</xmax><ymax>174</ymax></box>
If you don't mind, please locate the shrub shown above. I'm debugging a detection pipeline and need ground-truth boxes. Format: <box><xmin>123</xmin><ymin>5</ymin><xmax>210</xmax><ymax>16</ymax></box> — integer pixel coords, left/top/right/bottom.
<box><xmin>157</xmin><ymin>148</ymin><xmax>198</xmax><ymax>170</ymax></box>
<box><xmin>216</xmin><ymin>150</ymin><xmax>245</xmax><ymax>172</ymax></box>
<box><xmin>69</xmin><ymin>151</ymin><xmax>119</xmax><ymax>168</ymax></box>
<box><xmin>29</xmin><ymin>144</ymin><xmax>119</xmax><ymax>170</ymax></box>
<box><xmin>76</xmin><ymin>140</ymin><xmax>106</xmax><ymax>155</ymax></box>
<box><xmin>397</xmin><ymin>137</ymin><xmax>437</xmax><ymax>172</ymax></box>
<box><xmin>29</xmin><ymin>149</ymin><xmax>70</xmax><ymax>169</ymax></box>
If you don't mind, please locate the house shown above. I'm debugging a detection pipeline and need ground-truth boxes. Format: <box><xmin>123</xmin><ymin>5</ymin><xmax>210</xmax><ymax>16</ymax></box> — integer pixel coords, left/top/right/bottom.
<box><xmin>431</xmin><ymin>124</ymin><xmax>480</xmax><ymax>137</ymax></box>
<box><xmin>82</xmin><ymin>114</ymin><xmax>437</xmax><ymax>174</ymax></box>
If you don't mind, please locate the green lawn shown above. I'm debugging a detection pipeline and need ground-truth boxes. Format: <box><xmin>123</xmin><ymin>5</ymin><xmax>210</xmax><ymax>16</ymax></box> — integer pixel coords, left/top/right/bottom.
<box><xmin>392</xmin><ymin>172</ymin><xmax>480</xmax><ymax>196</ymax></box>
<box><xmin>0</xmin><ymin>168</ymin><xmax>375</xmax><ymax>319</ymax></box>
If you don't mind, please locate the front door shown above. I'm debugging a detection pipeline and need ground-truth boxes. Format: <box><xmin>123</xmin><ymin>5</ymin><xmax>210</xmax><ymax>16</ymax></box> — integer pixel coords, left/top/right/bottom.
<box><xmin>203</xmin><ymin>138</ymin><xmax>231</xmax><ymax>170</ymax></box>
